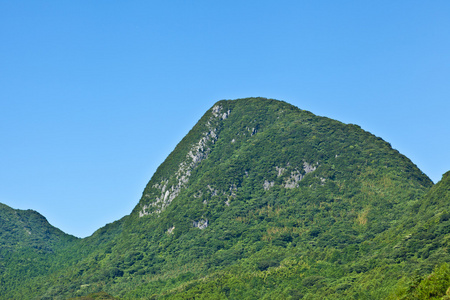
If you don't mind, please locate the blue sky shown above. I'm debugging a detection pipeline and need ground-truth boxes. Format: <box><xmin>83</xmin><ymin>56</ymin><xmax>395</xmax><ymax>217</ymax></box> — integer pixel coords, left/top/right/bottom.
<box><xmin>1</xmin><ymin>1</ymin><xmax>449</xmax><ymax>238</ymax></box>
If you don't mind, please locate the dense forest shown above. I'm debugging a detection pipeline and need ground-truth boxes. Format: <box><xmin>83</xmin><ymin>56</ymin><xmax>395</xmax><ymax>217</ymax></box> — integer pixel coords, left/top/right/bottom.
<box><xmin>1</xmin><ymin>98</ymin><xmax>449</xmax><ymax>299</ymax></box>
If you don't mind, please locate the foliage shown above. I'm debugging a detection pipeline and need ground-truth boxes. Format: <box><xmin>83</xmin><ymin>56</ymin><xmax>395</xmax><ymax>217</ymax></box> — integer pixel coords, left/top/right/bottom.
<box><xmin>69</xmin><ymin>292</ymin><xmax>118</xmax><ymax>300</ymax></box>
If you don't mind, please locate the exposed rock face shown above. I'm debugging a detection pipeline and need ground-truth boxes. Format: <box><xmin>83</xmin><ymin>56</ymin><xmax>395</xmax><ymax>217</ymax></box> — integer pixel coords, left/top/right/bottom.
<box><xmin>276</xmin><ymin>166</ymin><xmax>286</xmax><ymax>177</ymax></box>
<box><xmin>140</xmin><ymin>105</ymin><xmax>230</xmax><ymax>217</ymax></box>
<box><xmin>207</xmin><ymin>185</ymin><xmax>220</xmax><ymax>197</ymax></box>
<box><xmin>193</xmin><ymin>219</ymin><xmax>208</xmax><ymax>229</ymax></box>
<box><xmin>262</xmin><ymin>162</ymin><xmax>318</xmax><ymax>190</ymax></box>
<box><xmin>303</xmin><ymin>162</ymin><xmax>317</xmax><ymax>174</ymax></box>
<box><xmin>284</xmin><ymin>170</ymin><xmax>305</xmax><ymax>189</ymax></box>
<box><xmin>167</xmin><ymin>226</ymin><xmax>175</xmax><ymax>234</ymax></box>
<box><xmin>283</xmin><ymin>162</ymin><xmax>317</xmax><ymax>189</ymax></box>
<box><xmin>263</xmin><ymin>180</ymin><xmax>275</xmax><ymax>190</ymax></box>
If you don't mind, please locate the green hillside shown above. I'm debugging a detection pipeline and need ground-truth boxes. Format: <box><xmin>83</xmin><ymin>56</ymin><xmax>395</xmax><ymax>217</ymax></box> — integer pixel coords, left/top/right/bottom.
<box><xmin>1</xmin><ymin>98</ymin><xmax>446</xmax><ymax>299</ymax></box>
<box><xmin>0</xmin><ymin>203</ymin><xmax>78</xmax><ymax>298</ymax></box>
<box><xmin>0</xmin><ymin>203</ymin><xmax>76</xmax><ymax>251</ymax></box>
<box><xmin>387</xmin><ymin>171</ymin><xmax>450</xmax><ymax>299</ymax></box>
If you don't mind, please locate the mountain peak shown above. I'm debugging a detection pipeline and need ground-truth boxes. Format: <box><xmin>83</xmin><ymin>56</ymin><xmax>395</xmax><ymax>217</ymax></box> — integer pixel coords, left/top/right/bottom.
<box><xmin>135</xmin><ymin>98</ymin><xmax>304</xmax><ymax>217</ymax></box>
<box><xmin>133</xmin><ymin>97</ymin><xmax>431</xmax><ymax>229</ymax></box>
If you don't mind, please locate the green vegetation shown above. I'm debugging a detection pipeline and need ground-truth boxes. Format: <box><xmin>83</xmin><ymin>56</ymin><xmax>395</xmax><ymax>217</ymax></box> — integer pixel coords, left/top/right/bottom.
<box><xmin>69</xmin><ymin>292</ymin><xmax>118</xmax><ymax>300</ymax></box>
<box><xmin>1</xmin><ymin>98</ymin><xmax>448</xmax><ymax>299</ymax></box>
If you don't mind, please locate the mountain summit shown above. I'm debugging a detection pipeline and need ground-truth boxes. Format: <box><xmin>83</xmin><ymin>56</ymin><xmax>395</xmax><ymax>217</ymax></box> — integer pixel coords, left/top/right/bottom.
<box><xmin>130</xmin><ymin>98</ymin><xmax>431</xmax><ymax>237</ymax></box>
<box><xmin>1</xmin><ymin>98</ymin><xmax>442</xmax><ymax>299</ymax></box>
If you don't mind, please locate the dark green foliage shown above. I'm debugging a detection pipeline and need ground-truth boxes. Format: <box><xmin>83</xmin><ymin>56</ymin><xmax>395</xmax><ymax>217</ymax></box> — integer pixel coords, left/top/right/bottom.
<box><xmin>69</xmin><ymin>291</ymin><xmax>117</xmax><ymax>299</ymax></box>
<box><xmin>0</xmin><ymin>98</ymin><xmax>446</xmax><ymax>299</ymax></box>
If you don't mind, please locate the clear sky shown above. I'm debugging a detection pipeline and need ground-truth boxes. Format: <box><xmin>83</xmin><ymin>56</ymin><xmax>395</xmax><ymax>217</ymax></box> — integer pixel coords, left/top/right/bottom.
<box><xmin>1</xmin><ymin>1</ymin><xmax>449</xmax><ymax>238</ymax></box>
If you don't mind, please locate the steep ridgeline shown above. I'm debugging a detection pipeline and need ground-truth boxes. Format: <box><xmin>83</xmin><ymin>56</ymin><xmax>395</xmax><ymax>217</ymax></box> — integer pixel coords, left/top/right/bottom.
<box><xmin>2</xmin><ymin>98</ymin><xmax>436</xmax><ymax>299</ymax></box>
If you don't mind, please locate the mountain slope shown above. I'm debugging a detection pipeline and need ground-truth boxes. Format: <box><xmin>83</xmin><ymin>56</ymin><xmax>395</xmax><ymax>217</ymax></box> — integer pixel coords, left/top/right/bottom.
<box><xmin>1</xmin><ymin>98</ymin><xmax>436</xmax><ymax>299</ymax></box>
<box><xmin>386</xmin><ymin>171</ymin><xmax>450</xmax><ymax>299</ymax></box>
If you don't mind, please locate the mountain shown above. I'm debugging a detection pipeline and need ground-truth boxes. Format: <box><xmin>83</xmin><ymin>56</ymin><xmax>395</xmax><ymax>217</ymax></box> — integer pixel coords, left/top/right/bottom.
<box><xmin>0</xmin><ymin>97</ymin><xmax>444</xmax><ymax>299</ymax></box>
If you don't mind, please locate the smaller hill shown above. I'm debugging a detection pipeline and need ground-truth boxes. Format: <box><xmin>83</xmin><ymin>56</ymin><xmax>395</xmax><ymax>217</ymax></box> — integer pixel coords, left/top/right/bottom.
<box><xmin>0</xmin><ymin>203</ymin><xmax>78</xmax><ymax>299</ymax></box>
<box><xmin>0</xmin><ymin>203</ymin><xmax>77</xmax><ymax>252</ymax></box>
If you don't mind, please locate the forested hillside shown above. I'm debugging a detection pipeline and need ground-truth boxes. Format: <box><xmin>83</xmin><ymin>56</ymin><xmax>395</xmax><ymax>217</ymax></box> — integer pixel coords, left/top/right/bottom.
<box><xmin>388</xmin><ymin>171</ymin><xmax>450</xmax><ymax>299</ymax></box>
<box><xmin>0</xmin><ymin>203</ymin><xmax>78</xmax><ymax>297</ymax></box>
<box><xmin>1</xmin><ymin>98</ymin><xmax>447</xmax><ymax>299</ymax></box>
